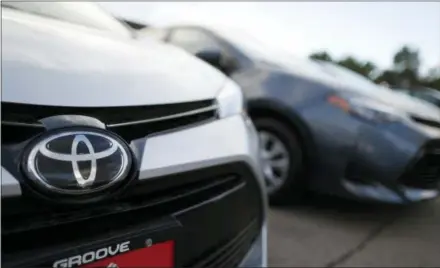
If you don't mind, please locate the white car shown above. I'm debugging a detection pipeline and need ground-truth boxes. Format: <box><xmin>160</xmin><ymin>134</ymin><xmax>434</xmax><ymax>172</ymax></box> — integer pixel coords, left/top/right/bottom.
<box><xmin>1</xmin><ymin>2</ymin><xmax>267</xmax><ymax>268</ymax></box>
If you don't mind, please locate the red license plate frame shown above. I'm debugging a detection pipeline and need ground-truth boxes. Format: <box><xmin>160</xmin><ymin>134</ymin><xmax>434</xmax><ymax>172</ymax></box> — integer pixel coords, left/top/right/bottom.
<box><xmin>4</xmin><ymin>218</ymin><xmax>182</xmax><ymax>268</ymax></box>
<box><xmin>82</xmin><ymin>240</ymin><xmax>175</xmax><ymax>268</ymax></box>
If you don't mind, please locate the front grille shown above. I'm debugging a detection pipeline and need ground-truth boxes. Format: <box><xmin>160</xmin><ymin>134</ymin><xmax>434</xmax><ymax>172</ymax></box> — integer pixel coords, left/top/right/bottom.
<box><xmin>399</xmin><ymin>143</ymin><xmax>440</xmax><ymax>189</ymax></box>
<box><xmin>2</xmin><ymin>175</ymin><xmax>244</xmax><ymax>255</ymax></box>
<box><xmin>1</xmin><ymin>122</ymin><xmax>44</xmax><ymax>144</ymax></box>
<box><xmin>411</xmin><ymin>116</ymin><xmax>440</xmax><ymax>129</ymax></box>
<box><xmin>187</xmin><ymin>219</ymin><xmax>259</xmax><ymax>268</ymax></box>
<box><xmin>1</xmin><ymin>100</ymin><xmax>217</xmax><ymax>144</ymax></box>
<box><xmin>1</xmin><ymin>161</ymin><xmax>263</xmax><ymax>268</ymax></box>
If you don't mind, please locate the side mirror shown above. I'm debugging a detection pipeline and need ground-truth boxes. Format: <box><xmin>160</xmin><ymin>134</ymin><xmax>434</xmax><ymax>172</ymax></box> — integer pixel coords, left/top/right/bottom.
<box><xmin>195</xmin><ymin>49</ymin><xmax>236</xmax><ymax>75</ymax></box>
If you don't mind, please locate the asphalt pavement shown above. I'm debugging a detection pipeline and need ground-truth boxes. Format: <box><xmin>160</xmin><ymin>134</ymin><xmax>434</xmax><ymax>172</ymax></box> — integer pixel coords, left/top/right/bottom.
<box><xmin>268</xmin><ymin>194</ymin><xmax>440</xmax><ymax>267</ymax></box>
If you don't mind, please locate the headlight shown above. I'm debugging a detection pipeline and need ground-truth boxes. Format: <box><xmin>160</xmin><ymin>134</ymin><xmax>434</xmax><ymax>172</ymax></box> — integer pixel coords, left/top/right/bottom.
<box><xmin>327</xmin><ymin>94</ymin><xmax>405</xmax><ymax>123</ymax></box>
<box><xmin>216</xmin><ymin>79</ymin><xmax>245</xmax><ymax>118</ymax></box>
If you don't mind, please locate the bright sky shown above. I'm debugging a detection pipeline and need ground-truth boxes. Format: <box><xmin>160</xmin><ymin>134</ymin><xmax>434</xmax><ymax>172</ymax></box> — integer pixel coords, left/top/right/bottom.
<box><xmin>100</xmin><ymin>2</ymin><xmax>440</xmax><ymax>75</ymax></box>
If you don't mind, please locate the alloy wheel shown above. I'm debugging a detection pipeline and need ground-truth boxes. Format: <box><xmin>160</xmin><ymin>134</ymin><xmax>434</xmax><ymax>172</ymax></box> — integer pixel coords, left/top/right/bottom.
<box><xmin>258</xmin><ymin>130</ymin><xmax>290</xmax><ymax>195</ymax></box>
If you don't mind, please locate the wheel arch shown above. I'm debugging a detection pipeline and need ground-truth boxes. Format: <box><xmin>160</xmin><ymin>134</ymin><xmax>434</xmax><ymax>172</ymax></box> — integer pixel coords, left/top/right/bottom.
<box><xmin>247</xmin><ymin>99</ymin><xmax>316</xmax><ymax>170</ymax></box>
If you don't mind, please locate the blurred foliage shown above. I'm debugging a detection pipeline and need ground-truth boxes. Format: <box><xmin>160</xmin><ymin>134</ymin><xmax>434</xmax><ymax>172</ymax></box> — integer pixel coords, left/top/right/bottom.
<box><xmin>423</xmin><ymin>67</ymin><xmax>440</xmax><ymax>90</ymax></box>
<box><xmin>309</xmin><ymin>46</ymin><xmax>440</xmax><ymax>91</ymax></box>
<box><xmin>393</xmin><ymin>46</ymin><xmax>420</xmax><ymax>73</ymax></box>
<box><xmin>337</xmin><ymin>57</ymin><xmax>377</xmax><ymax>79</ymax></box>
<box><xmin>309</xmin><ymin>51</ymin><xmax>333</xmax><ymax>62</ymax></box>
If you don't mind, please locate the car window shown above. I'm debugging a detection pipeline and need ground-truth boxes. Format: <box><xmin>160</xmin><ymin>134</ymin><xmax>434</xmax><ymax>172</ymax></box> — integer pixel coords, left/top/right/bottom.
<box><xmin>211</xmin><ymin>27</ymin><xmax>291</xmax><ymax>62</ymax></box>
<box><xmin>168</xmin><ymin>28</ymin><xmax>222</xmax><ymax>54</ymax></box>
<box><xmin>138</xmin><ymin>28</ymin><xmax>169</xmax><ymax>41</ymax></box>
<box><xmin>413</xmin><ymin>91</ymin><xmax>440</xmax><ymax>106</ymax></box>
<box><xmin>1</xmin><ymin>2</ymin><xmax>131</xmax><ymax>38</ymax></box>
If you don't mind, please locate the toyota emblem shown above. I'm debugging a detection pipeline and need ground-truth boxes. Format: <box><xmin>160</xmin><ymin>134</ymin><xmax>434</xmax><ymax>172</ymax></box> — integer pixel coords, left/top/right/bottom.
<box><xmin>22</xmin><ymin>128</ymin><xmax>133</xmax><ymax>196</ymax></box>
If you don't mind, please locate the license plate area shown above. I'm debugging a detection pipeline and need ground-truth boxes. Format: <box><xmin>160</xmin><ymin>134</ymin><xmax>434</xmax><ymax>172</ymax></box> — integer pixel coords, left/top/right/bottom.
<box><xmin>6</xmin><ymin>217</ymin><xmax>181</xmax><ymax>268</ymax></box>
<box><xmin>80</xmin><ymin>240</ymin><xmax>174</xmax><ymax>268</ymax></box>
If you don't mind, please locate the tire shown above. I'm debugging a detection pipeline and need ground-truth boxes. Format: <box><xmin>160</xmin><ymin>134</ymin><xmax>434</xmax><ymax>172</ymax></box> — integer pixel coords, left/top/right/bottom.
<box><xmin>253</xmin><ymin>117</ymin><xmax>306</xmax><ymax>205</ymax></box>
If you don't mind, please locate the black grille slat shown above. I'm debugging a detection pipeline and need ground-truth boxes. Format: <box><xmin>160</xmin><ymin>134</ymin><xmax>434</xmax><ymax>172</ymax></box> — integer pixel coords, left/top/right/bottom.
<box><xmin>400</xmin><ymin>143</ymin><xmax>440</xmax><ymax>189</ymax></box>
<box><xmin>187</xmin><ymin>219</ymin><xmax>258</xmax><ymax>268</ymax></box>
<box><xmin>108</xmin><ymin>110</ymin><xmax>215</xmax><ymax>142</ymax></box>
<box><xmin>2</xmin><ymin>100</ymin><xmax>215</xmax><ymax>124</ymax></box>
<box><xmin>2</xmin><ymin>175</ymin><xmax>244</xmax><ymax>255</ymax></box>
<box><xmin>2</xmin><ymin>175</ymin><xmax>243</xmax><ymax>234</ymax></box>
<box><xmin>1</xmin><ymin>100</ymin><xmax>217</xmax><ymax>143</ymax></box>
<box><xmin>2</xmin><ymin>161</ymin><xmax>262</xmax><ymax>268</ymax></box>
<box><xmin>209</xmin><ymin>228</ymin><xmax>254</xmax><ymax>268</ymax></box>
<box><xmin>1</xmin><ymin>122</ymin><xmax>45</xmax><ymax>144</ymax></box>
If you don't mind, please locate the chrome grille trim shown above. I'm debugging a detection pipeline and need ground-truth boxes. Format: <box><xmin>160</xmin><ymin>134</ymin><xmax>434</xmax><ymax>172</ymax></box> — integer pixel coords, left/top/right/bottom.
<box><xmin>107</xmin><ymin>105</ymin><xmax>218</xmax><ymax>127</ymax></box>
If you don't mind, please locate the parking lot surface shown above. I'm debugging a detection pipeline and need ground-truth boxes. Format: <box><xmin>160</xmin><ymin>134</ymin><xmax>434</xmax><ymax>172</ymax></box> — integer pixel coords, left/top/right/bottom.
<box><xmin>268</xmin><ymin>194</ymin><xmax>440</xmax><ymax>267</ymax></box>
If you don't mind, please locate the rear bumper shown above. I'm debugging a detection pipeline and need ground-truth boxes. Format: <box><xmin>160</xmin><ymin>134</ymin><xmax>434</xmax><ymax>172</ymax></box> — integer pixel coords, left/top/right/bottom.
<box><xmin>2</xmin><ymin>114</ymin><xmax>268</xmax><ymax>267</ymax></box>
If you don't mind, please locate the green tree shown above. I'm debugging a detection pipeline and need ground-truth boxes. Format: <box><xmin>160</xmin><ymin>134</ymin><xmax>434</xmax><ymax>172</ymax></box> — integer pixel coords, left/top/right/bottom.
<box><xmin>374</xmin><ymin>46</ymin><xmax>422</xmax><ymax>88</ymax></box>
<box><xmin>422</xmin><ymin>67</ymin><xmax>440</xmax><ymax>90</ymax></box>
<box><xmin>374</xmin><ymin>70</ymin><xmax>399</xmax><ymax>86</ymax></box>
<box><xmin>392</xmin><ymin>45</ymin><xmax>421</xmax><ymax>88</ymax></box>
<box><xmin>337</xmin><ymin>57</ymin><xmax>377</xmax><ymax>79</ymax></box>
<box><xmin>393</xmin><ymin>46</ymin><xmax>420</xmax><ymax>73</ymax></box>
<box><xmin>309</xmin><ymin>51</ymin><xmax>333</xmax><ymax>62</ymax></box>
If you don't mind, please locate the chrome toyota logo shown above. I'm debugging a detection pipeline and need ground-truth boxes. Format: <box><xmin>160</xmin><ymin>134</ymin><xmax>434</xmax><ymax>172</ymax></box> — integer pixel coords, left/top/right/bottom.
<box><xmin>23</xmin><ymin>128</ymin><xmax>132</xmax><ymax>195</ymax></box>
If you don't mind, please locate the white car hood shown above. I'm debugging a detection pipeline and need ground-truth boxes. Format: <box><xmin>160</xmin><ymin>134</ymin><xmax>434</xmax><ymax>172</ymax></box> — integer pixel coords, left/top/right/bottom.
<box><xmin>1</xmin><ymin>8</ymin><xmax>226</xmax><ymax>107</ymax></box>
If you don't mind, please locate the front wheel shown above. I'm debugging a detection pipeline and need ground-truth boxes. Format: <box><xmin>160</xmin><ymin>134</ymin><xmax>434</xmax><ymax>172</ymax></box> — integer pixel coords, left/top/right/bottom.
<box><xmin>253</xmin><ymin>117</ymin><xmax>305</xmax><ymax>204</ymax></box>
